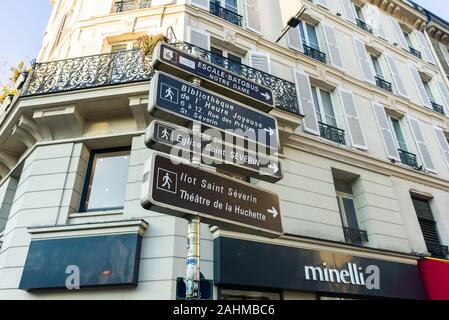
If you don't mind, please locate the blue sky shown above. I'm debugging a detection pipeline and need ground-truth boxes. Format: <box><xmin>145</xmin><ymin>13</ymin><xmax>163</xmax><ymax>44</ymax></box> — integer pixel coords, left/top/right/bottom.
<box><xmin>0</xmin><ymin>0</ymin><xmax>448</xmax><ymax>86</ymax></box>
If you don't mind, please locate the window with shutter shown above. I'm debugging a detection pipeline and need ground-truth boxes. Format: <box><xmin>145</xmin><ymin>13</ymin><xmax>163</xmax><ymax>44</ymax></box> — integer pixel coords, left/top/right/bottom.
<box><xmin>385</xmin><ymin>54</ymin><xmax>408</xmax><ymax>98</ymax></box>
<box><xmin>353</xmin><ymin>37</ymin><xmax>375</xmax><ymax>84</ymax></box>
<box><xmin>322</xmin><ymin>23</ymin><xmax>344</xmax><ymax>70</ymax></box>
<box><xmin>408</xmin><ymin>117</ymin><xmax>436</xmax><ymax>173</ymax></box>
<box><xmin>287</xmin><ymin>27</ymin><xmax>303</xmax><ymax>52</ymax></box>
<box><xmin>372</xmin><ymin>102</ymin><xmax>400</xmax><ymax>161</ymax></box>
<box><xmin>293</xmin><ymin>69</ymin><xmax>320</xmax><ymax>135</ymax></box>
<box><xmin>433</xmin><ymin>127</ymin><xmax>449</xmax><ymax>169</ymax></box>
<box><xmin>190</xmin><ymin>0</ymin><xmax>210</xmax><ymax>10</ymax></box>
<box><xmin>390</xmin><ymin>17</ymin><xmax>409</xmax><ymax>51</ymax></box>
<box><xmin>436</xmin><ymin>80</ymin><xmax>449</xmax><ymax>112</ymax></box>
<box><xmin>416</xmin><ymin>31</ymin><xmax>436</xmax><ymax>65</ymax></box>
<box><xmin>339</xmin><ymin>89</ymin><xmax>367</xmax><ymax>150</ymax></box>
<box><xmin>247</xmin><ymin>51</ymin><xmax>270</xmax><ymax>74</ymax></box>
<box><xmin>366</xmin><ymin>4</ymin><xmax>387</xmax><ymax>40</ymax></box>
<box><xmin>340</xmin><ymin>0</ymin><xmax>356</xmax><ymax>24</ymax></box>
<box><xmin>245</xmin><ymin>0</ymin><xmax>262</xmax><ymax>34</ymax></box>
<box><xmin>409</xmin><ymin>65</ymin><xmax>432</xmax><ymax>108</ymax></box>
<box><xmin>189</xmin><ymin>28</ymin><xmax>210</xmax><ymax>50</ymax></box>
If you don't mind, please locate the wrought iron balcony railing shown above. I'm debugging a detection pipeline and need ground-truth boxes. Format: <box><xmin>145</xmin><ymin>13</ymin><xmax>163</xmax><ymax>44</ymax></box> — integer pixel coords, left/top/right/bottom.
<box><xmin>302</xmin><ymin>44</ymin><xmax>327</xmax><ymax>64</ymax></box>
<box><xmin>426</xmin><ymin>241</ymin><xmax>449</xmax><ymax>259</ymax></box>
<box><xmin>209</xmin><ymin>2</ymin><xmax>243</xmax><ymax>27</ymax></box>
<box><xmin>343</xmin><ymin>227</ymin><xmax>369</xmax><ymax>245</ymax></box>
<box><xmin>23</xmin><ymin>49</ymin><xmax>153</xmax><ymax>96</ymax></box>
<box><xmin>375</xmin><ymin>76</ymin><xmax>392</xmax><ymax>92</ymax></box>
<box><xmin>318</xmin><ymin>122</ymin><xmax>345</xmax><ymax>145</ymax></box>
<box><xmin>172</xmin><ymin>42</ymin><xmax>300</xmax><ymax>115</ymax></box>
<box><xmin>409</xmin><ymin>46</ymin><xmax>422</xmax><ymax>60</ymax></box>
<box><xmin>398</xmin><ymin>149</ymin><xmax>422</xmax><ymax>171</ymax></box>
<box><xmin>114</xmin><ymin>0</ymin><xmax>152</xmax><ymax>12</ymax></box>
<box><xmin>431</xmin><ymin>100</ymin><xmax>445</xmax><ymax>115</ymax></box>
<box><xmin>356</xmin><ymin>18</ymin><xmax>373</xmax><ymax>34</ymax></box>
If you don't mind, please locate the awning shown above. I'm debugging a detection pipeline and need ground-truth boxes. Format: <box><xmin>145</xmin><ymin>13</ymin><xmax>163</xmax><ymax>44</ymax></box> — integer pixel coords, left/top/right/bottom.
<box><xmin>419</xmin><ymin>258</ymin><xmax>449</xmax><ymax>300</ymax></box>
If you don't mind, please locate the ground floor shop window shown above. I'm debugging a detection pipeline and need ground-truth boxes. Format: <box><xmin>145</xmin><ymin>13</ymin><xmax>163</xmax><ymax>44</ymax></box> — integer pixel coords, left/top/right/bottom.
<box><xmin>219</xmin><ymin>289</ymin><xmax>281</xmax><ymax>300</ymax></box>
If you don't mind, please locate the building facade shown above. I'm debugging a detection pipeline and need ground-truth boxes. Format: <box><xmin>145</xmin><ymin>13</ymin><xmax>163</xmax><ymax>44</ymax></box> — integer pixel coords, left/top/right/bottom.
<box><xmin>1</xmin><ymin>0</ymin><xmax>449</xmax><ymax>299</ymax></box>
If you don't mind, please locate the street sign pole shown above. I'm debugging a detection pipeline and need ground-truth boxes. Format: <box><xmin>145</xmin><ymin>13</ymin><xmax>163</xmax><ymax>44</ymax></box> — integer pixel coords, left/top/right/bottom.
<box><xmin>186</xmin><ymin>77</ymin><xmax>202</xmax><ymax>300</ymax></box>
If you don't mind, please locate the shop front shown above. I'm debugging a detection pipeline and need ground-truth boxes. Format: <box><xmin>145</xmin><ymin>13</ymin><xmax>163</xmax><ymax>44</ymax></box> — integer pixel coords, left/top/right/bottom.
<box><xmin>214</xmin><ymin>237</ymin><xmax>427</xmax><ymax>300</ymax></box>
<box><xmin>419</xmin><ymin>258</ymin><xmax>449</xmax><ymax>300</ymax></box>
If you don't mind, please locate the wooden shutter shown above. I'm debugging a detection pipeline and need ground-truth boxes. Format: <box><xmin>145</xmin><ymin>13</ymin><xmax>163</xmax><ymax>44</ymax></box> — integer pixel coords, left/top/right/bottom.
<box><xmin>190</xmin><ymin>0</ymin><xmax>210</xmax><ymax>10</ymax></box>
<box><xmin>314</xmin><ymin>0</ymin><xmax>329</xmax><ymax>9</ymax></box>
<box><xmin>367</xmin><ymin>4</ymin><xmax>387</xmax><ymax>40</ymax></box>
<box><xmin>322</xmin><ymin>23</ymin><xmax>344</xmax><ymax>70</ymax></box>
<box><xmin>339</xmin><ymin>89</ymin><xmax>368</xmax><ymax>150</ymax></box>
<box><xmin>372</xmin><ymin>102</ymin><xmax>400</xmax><ymax>161</ymax></box>
<box><xmin>390</xmin><ymin>17</ymin><xmax>409</xmax><ymax>51</ymax></box>
<box><xmin>293</xmin><ymin>69</ymin><xmax>320</xmax><ymax>135</ymax></box>
<box><xmin>409</xmin><ymin>65</ymin><xmax>432</xmax><ymax>108</ymax></box>
<box><xmin>408</xmin><ymin>116</ymin><xmax>436</xmax><ymax>173</ymax></box>
<box><xmin>433</xmin><ymin>126</ymin><xmax>449</xmax><ymax>169</ymax></box>
<box><xmin>287</xmin><ymin>27</ymin><xmax>303</xmax><ymax>52</ymax></box>
<box><xmin>436</xmin><ymin>80</ymin><xmax>449</xmax><ymax>112</ymax></box>
<box><xmin>340</xmin><ymin>0</ymin><xmax>356</xmax><ymax>24</ymax></box>
<box><xmin>189</xmin><ymin>28</ymin><xmax>210</xmax><ymax>50</ymax></box>
<box><xmin>248</xmin><ymin>51</ymin><xmax>271</xmax><ymax>74</ymax></box>
<box><xmin>353</xmin><ymin>37</ymin><xmax>375</xmax><ymax>84</ymax></box>
<box><xmin>245</xmin><ymin>0</ymin><xmax>262</xmax><ymax>34</ymax></box>
<box><xmin>416</xmin><ymin>31</ymin><xmax>436</xmax><ymax>65</ymax></box>
<box><xmin>385</xmin><ymin>54</ymin><xmax>408</xmax><ymax>98</ymax></box>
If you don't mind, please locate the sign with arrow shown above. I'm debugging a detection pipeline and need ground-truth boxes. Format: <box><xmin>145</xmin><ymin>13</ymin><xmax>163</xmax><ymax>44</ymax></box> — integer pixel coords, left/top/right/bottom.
<box><xmin>145</xmin><ymin>120</ymin><xmax>282</xmax><ymax>182</ymax></box>
<box><xmin>148</xmin><ymin>72</ymin><xmax>279</xmax><ymax>151</ymax></box>
<box><xmin>152</xmin><ymin>43</ymin><xmax>275</xmax><ymax>112</ymax></box>
<box><xmin>141</xmin><ymin>152</ymin><xmax>283</xmax><ymax>238</ymax></box>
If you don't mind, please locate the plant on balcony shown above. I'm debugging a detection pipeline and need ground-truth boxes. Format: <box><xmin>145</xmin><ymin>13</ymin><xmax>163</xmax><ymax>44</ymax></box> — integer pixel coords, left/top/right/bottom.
<box><xmin>137</xmin><ymin>33</ymin><xmax>168</xmax><ymax>70</ymax></box>
<box><xmin>9</xmin><ymin>61</ymin><xmax>31</xmax><ymax>83</ymax></box>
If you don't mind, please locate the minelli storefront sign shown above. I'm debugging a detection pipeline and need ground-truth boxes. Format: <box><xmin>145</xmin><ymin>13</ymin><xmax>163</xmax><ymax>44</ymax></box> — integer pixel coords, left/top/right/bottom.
<box><xmin>214</xmin><ymin>237</ymin><xmax>427</xmax><ymax>299</ymax></box>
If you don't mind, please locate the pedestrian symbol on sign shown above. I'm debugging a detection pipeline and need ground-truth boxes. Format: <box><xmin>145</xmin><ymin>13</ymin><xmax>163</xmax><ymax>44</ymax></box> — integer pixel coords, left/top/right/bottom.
<box><xmin>160</xmin><ymin>83</ymin><xmax>178</xmax><ymax>104</ymax></box>
<box><xmin>156</xmin><ymin>168</ymin><xmax>178</xmax><ymax>194</ymax></box>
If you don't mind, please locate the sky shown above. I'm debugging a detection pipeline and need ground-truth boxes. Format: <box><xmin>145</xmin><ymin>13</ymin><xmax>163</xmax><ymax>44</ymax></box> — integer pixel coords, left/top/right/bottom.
<box><xmin>0</xmin><ymin>0</ymin><xmax>448</xmax><ymax>87</ymax></box>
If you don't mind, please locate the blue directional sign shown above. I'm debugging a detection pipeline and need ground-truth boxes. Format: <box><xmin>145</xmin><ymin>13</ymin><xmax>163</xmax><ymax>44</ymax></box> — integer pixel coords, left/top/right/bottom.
<box><xmin>148</xmin><ymin>72</ymin><xmax>279</xmax><ymax>150</ymax></box>
<box><xmin>152</xmin><ymin>43</ymin><xmax>275</xmax><ymax>112</ymax></box>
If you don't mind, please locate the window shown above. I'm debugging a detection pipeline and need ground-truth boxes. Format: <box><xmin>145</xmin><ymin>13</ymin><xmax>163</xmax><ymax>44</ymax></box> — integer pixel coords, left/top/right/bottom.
<box><xmin>299</xmin><ymin>21</ymin><xmax>320</xmax><ymax>51</ymax></box>
<box><xmin>390</xmin><ymin>117</ymin><xmax>408</xmax><ymax>151</ymax></box>
<box><xmin>411</xmin><ymin>195</ymin><xmax>448</xmax><ymax>259</ymax></box>
<box><xmin>311</xmin><ymin>86</ymin><xmax>337</xmax><ymax>127</ymax></box>
<box><xmin>219</xmin><ymin>289</ymin><xmax>280</xmax><ymax>300</ymax></box>
<box><xmin>370</xmin><ymin>55</ymin><xmax>383</xmax><ymax>79</ymax></box>
<box><xmin>111</xmin><ymin>42</ymin><xmax>139</xmax><ymax>53</ymax></box>
<box><xmin>212</xmin><ymin>0</ymin><xmax>238</xmax><ymax>13</ymax></box>
<box><xmin>80</xmin><ymin>148</ymin><xmax>131</xmax><ymax>212</ymax></box>
<box><xmin>423</xmin><ymin>81</ymin><xmax>435</xmax><ymax>102</ymax></box>
<box><xmin>404</xmin><ymin>32</ymin><xmax>413</xmax><ymax>48</ymax></box>
<box><xmin>210</xmin><ymin>46</ymin><xmax>243</xmax><ymax>74</ymax></box>
<box><xmin>354</xmin><ymin>5</ymin><xmax>364</xmax><ymax>21</ymax></box>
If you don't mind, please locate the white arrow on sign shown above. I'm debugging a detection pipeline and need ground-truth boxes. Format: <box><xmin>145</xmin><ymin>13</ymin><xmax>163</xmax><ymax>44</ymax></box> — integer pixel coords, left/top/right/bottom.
<box><xmin>261</xmin><ymin>92</ymin><xmax>271</xmax><ymax>101</ymax></box>
<box><xmin>267</xmin><ymin>207</ymin><xmax>278</xmax><ymax>218</ymax></box>
<box><xmin>268</xmin><ymin>163</ymin><xmax>279</xmax><ymax>174</ymax></box>
<box><xmin>264</xmin><ymin>127</ymin><xmax>275</xmax><ymax>136</ymax></box>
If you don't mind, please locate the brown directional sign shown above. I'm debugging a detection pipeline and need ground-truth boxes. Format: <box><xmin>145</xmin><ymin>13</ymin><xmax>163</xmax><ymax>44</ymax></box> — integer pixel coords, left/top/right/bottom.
<box><xmin>152</xmin><ymin>42</ymin><xmax>275</xmax><ymax>112</ymax></box>
<box><xmin>145</xmin><ymin>120</ymin><xmax>282</xmax><ymax>183</ymax></box>
<box><xmin>141</xmin><ymin>152</ymin><xmax>283</xmax><ymax>238</ymax></box>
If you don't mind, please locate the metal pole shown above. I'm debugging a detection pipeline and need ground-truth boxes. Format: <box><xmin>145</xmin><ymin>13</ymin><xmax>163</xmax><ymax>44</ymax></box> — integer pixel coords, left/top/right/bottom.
<box><xmin>185</xmin><ymin>76</ymin><xmax>202</xmax><ymax>300</ymax></box>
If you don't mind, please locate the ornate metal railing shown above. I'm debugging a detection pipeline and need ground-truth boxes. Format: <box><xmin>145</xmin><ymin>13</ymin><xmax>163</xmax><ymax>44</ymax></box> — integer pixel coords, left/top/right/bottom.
<box><xmin>302</xmin><ymin>44</ymin><xmax>326</xmax><ymax>64</ymax></box>
<box><xmin>375</xmin><ymin>76</ymin><xmax>392</xmax><ymax>92</ymax></box>
<box><xmin>318</xmin><ymin>122</ymin><xmax>345</xmax><ymax>145</ymax></box>
<box><xmin>398</xmin><ymin>149</ymin><xmax>422</xmax><ymax>170</ymax></box>
<box><xmin>409</xmin><ymin>46</ymin><xmax>422</xmax><ymax>60</ymax></box>
<box><xmin>343</xmin><ymin>227</ymin><xmax>369</xmax><ymax>245</ymax></box>
<box><xmin>426</xmin><ymin>241</ymin><xmax>449</xmax><ymax>259</ymax></box>
<box><xmin>209</xmin><ymin>2</ymin><xmax>243</xmax><ymax>27</ymax></box>
<box><xmin>431</xmin><ymin>100</ymin><xmax>445</xmax><ymax>115</ymax></box>
<box><xmin>356</xmin><ymin>18</ymin><xmax>373</xmax><ymax>34</ymax></box>
<box><xmin>114</xmin><ymin>0</ymin><xmax>152</xmax><ymax>13</ymax></box>
<box><xmin>23</xmin><ymin>49</ymin><xmax>154</xmax><ymax>96</ymax></box>
<box><xmin>172</xmin><ymin>42</ymin><xmax>300</xmax><ymax>115</ymax></box>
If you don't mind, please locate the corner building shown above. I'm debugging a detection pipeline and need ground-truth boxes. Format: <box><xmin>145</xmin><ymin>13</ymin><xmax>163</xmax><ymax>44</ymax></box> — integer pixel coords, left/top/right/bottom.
<box><xmin>1</xmin><ymin>0</ymin><xmax>449</xmax><ymax>299</ymax></box>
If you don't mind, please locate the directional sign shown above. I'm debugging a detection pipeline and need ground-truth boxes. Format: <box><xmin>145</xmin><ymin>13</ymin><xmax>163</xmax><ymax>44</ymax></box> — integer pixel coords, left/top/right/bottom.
<box><xmin>148</xmin><ymin>72</ymin><xmax>279</xmax><ymax>150</ymax></box>
<box><xmin>141</xmin><ymin>152</ymin><xmax>283</xmax><ymax>238</ymax></box>
<box><xmin>145</xmin><ymin>120</ymin><xmax>282</xmax><ymax>182</ymax></box>
<box><xmin>152</xmin><ymin>43</ymin><xmax>275</xmax><ymax>112</ymax></box>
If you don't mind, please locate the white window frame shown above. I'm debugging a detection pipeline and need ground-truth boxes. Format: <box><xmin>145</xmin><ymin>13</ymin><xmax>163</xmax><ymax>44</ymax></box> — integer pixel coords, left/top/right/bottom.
<box><xmin>110</xmin><ymin>41</ymin><xmax>137</xmax><ymax>52</ymax></box>
<box><xmin>389</xmin><ymin>116</ymin><xmax>408</xmax><ymax>151</ymax></box>
<box><xmin>213</xmin><ymin>0</ymin><xmax>239</xmax><ymax>13</ymax></box>
<box><xmin>336</xmin><ymin>191</ymin><xmax>358</xmax><ymax>229</ymax></box>
<box><xmin>298</xmin><ymin>20</ymin><xmax>320</xmax><ymax>51</ymax></box>
<box><xmin>311</xmin><ymin>86</ymin><xmax>338</xmax><ymax>128</ymax></box>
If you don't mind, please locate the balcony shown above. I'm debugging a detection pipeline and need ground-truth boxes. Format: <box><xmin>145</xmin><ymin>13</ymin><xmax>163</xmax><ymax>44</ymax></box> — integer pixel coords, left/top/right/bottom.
<box><xmin>23</xmin><ymin>49</ymin><xmax>153</xmax><ymax>96</ymax></box>
<box><xmin>343</xmin><ymin>227</ymin><xmax>368</xmax><ymax>246</ymax></box>
<box><xmin>375</xmin><ymin>76</ymin><xmax>392</xmax><ymax>92</ymax></box>
<box><xmin>431</xmin><ymin>100</ymin><xmax>445</xmax><ymax>115</ymax></box>
<box><xmin>409</xmin><ymin>46</ymin><xmax>422</xmax><ymax>60</ymax></box>
<box><xmin>209</xmin><ymin>2</ymin><xmax>243</xmax><ymax>27</ymax></box>
<box><xmin>426</xmin><ymin>241</ymin><xmax>449</xmax><ymax>259</ymax></box>
<box><xmin>356</xmin><ymin>19</ymin><xmax>373</xmax><ymax>34</ymax></box>
<box><xmin>318</xmin><ymin>122</ymin><xmax>345</xmax><ymax>145</ymax></box>
<box><xmin>114</xmin><ymin>0</ymin><xmax>152</xmax><ymax>13</ymax></box>
<box><xmin>172</xmin><ymin>42</ymin><xmax>300</xmax><ymax>115</ymax></box>
<box><xmin>398</xmin><ymin>149</ymin><xmax>422</xmax><ymax>171</ymax></box>
<box><xmin>302</xmin><ymin>44</ymin><xmax>326</xmax><ymax>64</ymax></box>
